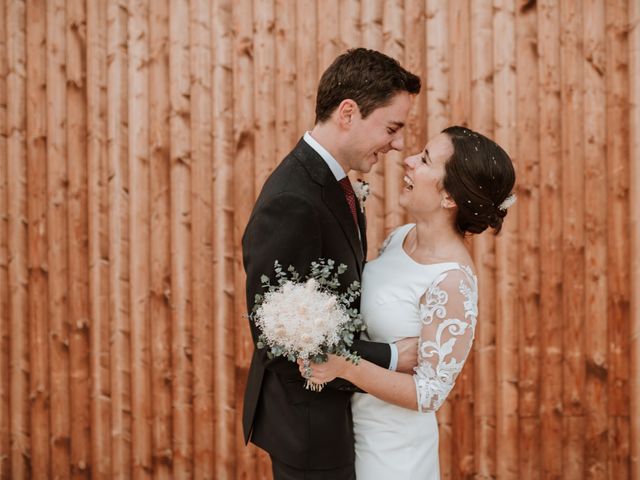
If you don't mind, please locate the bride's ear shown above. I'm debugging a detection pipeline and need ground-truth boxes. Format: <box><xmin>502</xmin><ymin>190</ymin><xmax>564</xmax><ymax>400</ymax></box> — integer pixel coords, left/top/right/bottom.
<box><xmin>441</xmin><ymin>192</ymin><xmax>456</xmax><ymax>210</ymax></box>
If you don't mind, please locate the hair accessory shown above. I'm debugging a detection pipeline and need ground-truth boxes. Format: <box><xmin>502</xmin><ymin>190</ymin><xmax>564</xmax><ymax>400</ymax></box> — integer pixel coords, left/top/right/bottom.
<box><xmin>498</xmin><ymin>194</ymin><xmax>516</xmax><ymax>211</ymax></box>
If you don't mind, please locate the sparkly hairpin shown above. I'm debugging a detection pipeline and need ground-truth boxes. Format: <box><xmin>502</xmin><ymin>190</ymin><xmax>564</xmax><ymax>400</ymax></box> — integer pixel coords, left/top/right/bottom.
<box><xmin>498</xmin><ymin>194</ymin><xmax>516</xmax><ymax>211</ymax></box>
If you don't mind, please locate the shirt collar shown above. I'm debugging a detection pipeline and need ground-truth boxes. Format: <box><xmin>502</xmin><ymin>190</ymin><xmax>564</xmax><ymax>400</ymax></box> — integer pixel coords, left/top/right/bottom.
<box><xmin>303</xmin><ymin>131</ymin><xmax>347</xmax><ymax>181</ymax></box>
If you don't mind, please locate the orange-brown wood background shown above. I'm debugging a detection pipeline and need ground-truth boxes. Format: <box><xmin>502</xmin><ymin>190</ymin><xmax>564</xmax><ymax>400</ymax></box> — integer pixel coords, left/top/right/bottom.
<box><xmin>0</xmin><ymin>0</ymin><xmax>638</xmax><ymax>478</ymax></box>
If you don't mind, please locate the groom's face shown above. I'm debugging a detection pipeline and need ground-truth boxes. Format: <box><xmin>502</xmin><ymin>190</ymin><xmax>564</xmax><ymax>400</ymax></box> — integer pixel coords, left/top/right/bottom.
<box><xmin>344</xmin><ymin>91</ymin><xmax>413</xmax><ymax>173</ymax></box>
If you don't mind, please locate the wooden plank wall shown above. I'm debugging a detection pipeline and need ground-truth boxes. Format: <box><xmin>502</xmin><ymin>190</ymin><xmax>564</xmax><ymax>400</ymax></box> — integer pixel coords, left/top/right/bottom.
<box><xmin>0</xmin><ymin>1</ymin><xmax>637</xmax><ymax>478</ymax></box>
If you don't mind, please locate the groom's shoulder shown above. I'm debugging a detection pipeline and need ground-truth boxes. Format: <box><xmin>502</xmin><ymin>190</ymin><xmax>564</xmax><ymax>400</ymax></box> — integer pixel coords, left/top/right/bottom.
<box><xmin>258</xmin><ymin>142</ymin><xmax>323</xmax><ymax>200</ymax></box>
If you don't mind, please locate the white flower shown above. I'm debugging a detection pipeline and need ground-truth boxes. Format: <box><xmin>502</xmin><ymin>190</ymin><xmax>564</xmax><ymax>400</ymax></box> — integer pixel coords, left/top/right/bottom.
<box><xmin>352</xmin><ymin>179</ymin><xmax>370</xmax><ymax>212</ymax></box>
<box><xmin>498</xmin><ymin>194</ymin><xmax>516</xmax><ymax>211</ymax></box>
<box><xmin>254</xmin><ymin>280</ymin><xmax>351</xmax><ymax>360</ymax></box>
<box><xmin>252</xmin><ymin>259</ymin><xmax>366</xmax><ymax>392</ymax></box>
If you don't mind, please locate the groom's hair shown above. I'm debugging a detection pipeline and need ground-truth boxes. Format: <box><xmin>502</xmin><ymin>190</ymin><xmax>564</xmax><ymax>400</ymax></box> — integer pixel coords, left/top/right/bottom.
<box><xmin>314</xmin><ymin>48</ymin><xmax>421</xmax><ymax>124</ymax></box>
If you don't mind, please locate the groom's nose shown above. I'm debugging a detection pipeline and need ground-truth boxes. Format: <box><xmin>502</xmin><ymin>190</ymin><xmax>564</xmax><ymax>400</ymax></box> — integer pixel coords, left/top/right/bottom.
<box><xmin>390</xmin><ymin>135</ymin><xmax>404</xmax><ymax>152</ymax></box>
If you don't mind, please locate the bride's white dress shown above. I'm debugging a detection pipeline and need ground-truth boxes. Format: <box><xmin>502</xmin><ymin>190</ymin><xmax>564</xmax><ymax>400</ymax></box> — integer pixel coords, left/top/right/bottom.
<box><xmin>352</xmin><ymin>223</ymin><xmax>478</xmax><ymax>480</ymax></box>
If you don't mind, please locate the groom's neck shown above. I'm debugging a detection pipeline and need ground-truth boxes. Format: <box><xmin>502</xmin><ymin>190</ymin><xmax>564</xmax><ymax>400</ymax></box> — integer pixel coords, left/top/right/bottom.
<box><xmin>309</xmin><ymin>124</ymin><xmax>351</xmax><ymax>175</ymax></box>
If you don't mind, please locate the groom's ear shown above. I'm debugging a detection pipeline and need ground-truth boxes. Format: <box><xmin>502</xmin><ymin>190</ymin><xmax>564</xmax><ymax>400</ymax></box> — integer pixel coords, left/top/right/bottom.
<box><xmin>336</xmin><ymin>99</ymin><xmax>357</xmax><ymax>128</ymax></box>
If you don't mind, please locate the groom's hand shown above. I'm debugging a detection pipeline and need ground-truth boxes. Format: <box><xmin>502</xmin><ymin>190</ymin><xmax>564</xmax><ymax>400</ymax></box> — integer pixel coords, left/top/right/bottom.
<box><xmin>394</xmin><ymin>337</ymin><xmax>419</xmax><ymax>374</ymax></box>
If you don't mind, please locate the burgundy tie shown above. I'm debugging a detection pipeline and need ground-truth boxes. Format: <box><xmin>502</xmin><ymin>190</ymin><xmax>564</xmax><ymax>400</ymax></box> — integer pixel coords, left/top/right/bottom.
<box><xmin>338</xmin><ymin>177</ymin><xmax>359</xmax><ymax>228</ymax></box>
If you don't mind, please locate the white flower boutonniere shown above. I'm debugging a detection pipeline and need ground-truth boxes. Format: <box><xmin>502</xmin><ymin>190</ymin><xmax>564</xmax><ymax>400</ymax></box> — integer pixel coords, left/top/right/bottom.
<box><xmin>353</xmin><ymin>179</ymin><xmax>370</xmax><ymax>213</ymax></box>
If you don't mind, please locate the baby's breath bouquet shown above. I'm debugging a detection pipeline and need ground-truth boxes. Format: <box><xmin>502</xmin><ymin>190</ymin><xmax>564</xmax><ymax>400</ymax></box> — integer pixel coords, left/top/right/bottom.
<box><xmin>252</xmin><ymin>259</ymin><xmax>366</xmax><ymax>392</ymax></box>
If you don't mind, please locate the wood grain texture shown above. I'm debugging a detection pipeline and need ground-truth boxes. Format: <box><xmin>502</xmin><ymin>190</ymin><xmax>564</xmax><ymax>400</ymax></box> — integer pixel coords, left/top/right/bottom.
<box><xmin>493</xmin><ymin>1</ymin><xmax>519</xmax><ymax>477</ymax></box>
<box><xmin>630</xmin><ymin>0</ymin><xmax>640</xmax><ymax>476</ymax></box>
<box><xmin>128</xmin><ymin>1</ymin><xmax>152</xmax><ymax>478</ymax></box>
<box><xmin>515</xmin><ymin>2</ymin><xmax>541</xmax><ymax>479</ymax></box>
<box><xmin>25</xmin><ymin>1</ymin><xmax>50</xmax><ymax>477</ymax></box>
<box><xmin>148</xmin><ymin>0</ymin><xmax>173</xmax><ymax>478</ymax></box>
<box><xmin>86</xmin><ymin>0</ymin><xmax>112</xmax><ymax>476</ymax></box>
<box><xmin>66</xmin><ymin>0</ymin><xmax>91</xmax><ymax>477</ymax></box>
<box><xmin>0</xmin><ymin>2</ymin><xmax>635</xmax><ymax>477</ymax></box>
<box><xmin>537</xmin><ymin>0</ymin><xmax>564</xmax><ymax>477</ymax></box>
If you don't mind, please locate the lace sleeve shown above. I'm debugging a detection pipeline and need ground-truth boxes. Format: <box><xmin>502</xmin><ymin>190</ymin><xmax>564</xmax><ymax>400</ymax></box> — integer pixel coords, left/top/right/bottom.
<box><xmin>413</xmin><ymin>266</ymin><xmax>478</xmax><ymax>412</ymax></box>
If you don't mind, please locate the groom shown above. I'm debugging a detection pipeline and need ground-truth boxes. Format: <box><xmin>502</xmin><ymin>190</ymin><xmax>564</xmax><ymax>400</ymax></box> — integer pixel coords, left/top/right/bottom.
<box><xmin>242</xmin><ymin>48</ymin><xmax>421</xmax><ymax>479</ymax></box>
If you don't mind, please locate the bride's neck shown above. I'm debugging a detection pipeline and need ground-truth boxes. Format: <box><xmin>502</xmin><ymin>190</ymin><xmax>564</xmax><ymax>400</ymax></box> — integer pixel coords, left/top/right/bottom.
<box><xmin>410</xmin><ymin>215</ymin><xmax>461</xmax><ymax>257</ymax></box>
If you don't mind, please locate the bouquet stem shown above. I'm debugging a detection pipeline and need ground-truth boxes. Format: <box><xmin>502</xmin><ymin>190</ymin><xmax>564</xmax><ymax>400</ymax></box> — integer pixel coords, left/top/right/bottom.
<box><xmin>302</xmin><ymin>359</ymin><xmax>326</xmax><ymax>392</ymax></box>
<box><xmin>304</xmin><ymin>380</ymin><xmax>326</xmax><ymax>392</ymax></box>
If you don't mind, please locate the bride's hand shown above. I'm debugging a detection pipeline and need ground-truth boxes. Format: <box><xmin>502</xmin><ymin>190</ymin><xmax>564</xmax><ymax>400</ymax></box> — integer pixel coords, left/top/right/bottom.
<box><xmin>296</xmin><ymin>355</ymin><xmax>351</xmax><ymax>384</ymax></box>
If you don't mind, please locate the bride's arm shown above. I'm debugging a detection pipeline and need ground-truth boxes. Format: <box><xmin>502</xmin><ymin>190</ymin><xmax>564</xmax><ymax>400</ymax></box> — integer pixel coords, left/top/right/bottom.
<box><xmin>305</xmin><ymin>267</ymin><xmax>477</xmax><ymax>412</ymax></box>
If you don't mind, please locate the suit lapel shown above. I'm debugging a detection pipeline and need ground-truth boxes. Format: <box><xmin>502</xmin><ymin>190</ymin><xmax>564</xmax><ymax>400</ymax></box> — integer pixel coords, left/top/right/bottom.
<box><xmin>291</xmin><ymin>139</ymin><xmax>365</xmax><ymax>274</ymax></box>
<box><xmin>356</xmin><ymin>201</ymin><xmax>367</xmax><ymax>260</ymax></box>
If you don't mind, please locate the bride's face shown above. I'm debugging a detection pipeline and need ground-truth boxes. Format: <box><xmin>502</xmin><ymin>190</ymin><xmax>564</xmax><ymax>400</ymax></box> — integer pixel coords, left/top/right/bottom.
<box><xmin>399</xmin><ymin>133</ymin><xmax>454</xmax><ymax>215</ymax></box>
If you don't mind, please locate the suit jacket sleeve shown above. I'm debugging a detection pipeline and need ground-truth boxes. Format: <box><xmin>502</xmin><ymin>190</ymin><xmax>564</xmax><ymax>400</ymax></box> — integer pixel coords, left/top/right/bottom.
<box><xmin>243</xmin><ymin>191</ymin><xmax>391</xmax><ymax>384</ymax></box>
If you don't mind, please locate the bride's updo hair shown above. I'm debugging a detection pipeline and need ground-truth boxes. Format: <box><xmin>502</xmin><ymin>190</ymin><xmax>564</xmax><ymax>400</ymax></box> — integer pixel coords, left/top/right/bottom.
<box><xmin>441</xmin><ymin>126</ymin><xmax>516</xmax><ymax>235</ymax></box>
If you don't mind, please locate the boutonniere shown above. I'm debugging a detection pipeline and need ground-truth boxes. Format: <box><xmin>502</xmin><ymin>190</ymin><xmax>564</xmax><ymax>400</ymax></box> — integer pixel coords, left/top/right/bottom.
<box><xmin>352</xmin><ymin>179</ymin><xmax>370</xmax><ymax>212</ymax></box>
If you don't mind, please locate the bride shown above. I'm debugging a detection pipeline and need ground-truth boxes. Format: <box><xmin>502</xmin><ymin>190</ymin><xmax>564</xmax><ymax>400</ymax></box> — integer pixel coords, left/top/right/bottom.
<box><xmin>302</xmin><ymin>126</ymin><xmax>516</xmax><ymax>479</ymax></box>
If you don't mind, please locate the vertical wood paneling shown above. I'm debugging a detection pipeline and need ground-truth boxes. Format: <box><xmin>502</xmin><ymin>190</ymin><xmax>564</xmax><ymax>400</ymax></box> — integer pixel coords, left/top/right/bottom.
<box><xmin>86</xmin><ymin>0</ymin><xmax>112</xmax><ymax>477</ymax></box>
<box><xmin>470</xmin><ymin>2</ymin><xmax>496</xmax><ymax>478</ymax></box>
<box><xmin>606</xmin><ymin>1</ymin><xmax>631</xmax><ymax>478</ymax></box>
<box><xmin>232</xmin><ymin>0</ymin><xmax>256</xmax><ymax>477</ymax></box>
<box><xmin>294</xmin><ymin>0</ymin><xmax>316</xmax><ymax>134</ymax></box>
<box><xmin>212</xmin><ymin>1</ymin><xmax>236</xmax><ymax>477</ymax></box>
<box><xmin>425</xmin><ymin>2</ymin><xmax>452</xmax><ymax>477</ymax></box>
<box><xmin>426</xmin><ymin>0</ymin><xmax>449</xmax><ymax>138</ymax></box>
<box><xmin>339</xmin><ymin>0</ymin><xmax>361</xmax><ymax>51</ymax></box>
<box><xmin>316</xmin><ymin>0</ymin><xmax>339</xmax><ymax>73</ymax></box>
<box><xmin>107</xmin><ymin>0</ymin><xmax>131</xmax><ymax>476</ymax></box>
<box><xmin>561</xmin><ymin>1</ymin><xmax>586</xmax><ymax>477</ymax></box>
<box><xmin>630</xmin><ymin>1</ymin><xmax>640</xmax><ymax>477</ymax></box>
<box><xmin>382</xmin><ymin>0</ymin><xmax>406</xmax><ymax>233</ymax></box>
<box><xmin>448</xmin><ymin>3</ymin><xmax>475</xmax><ymax>478</ymax></box>
<box><xmin>26</xmin><ymin>0</ymin><xmax>50</xmax><ymax>477</ymax></box>
<box><xmin>515</xmin><ymin>2</ymin><xmax>541</xmax><ymax>479</ymax></box>
<box><xmin>189</xmin><ymin>1</ymin><xmax>214</xmax><ymax>478</ymax></box>
<box><xmin>0</xmin><ymin>2</ymin><xmax>636</xmax><ymax>478</ymax></box>
<box><xmin>6</xmin><ymin>1</ymin><xmax>30</xmax><ymax>477</ymax></box>
<box><xmin>128</xmin><ymin>0</ymin><xmax>152</xmax><ymax>477</ymax></box>
<box><xmin>275</xmin><ymin>0</ymin><xmax>297</xmax><ymax>160</ymax></box>
<box><xmin>403</xmin><ymin>0</ymin><xmax>426</xmax><ymax>201</ymax></box>
<box><xmin>253</xmin><ymin>0</ymin><xmax>275</xmax><ymax>200</ymax></box>
<box><xmin>537</xmin><ymin>0</ymin><xmax>563</xmax><ymax>477</ymax></box>
<box><xmin>493</xmin><ymin>1</ymin><xmax>518</xmax><ymax>477</ymax></box>
<box><xmin>47</xmin><ymin>0</ymin><xmax>71</xmax><ymax>476</ymax></box>
<box><xmin>360</xmin><ymin>0</ymin><xmax>385</xmax><ymax>260</ymax></box>
<box><xmin>583</xmin><ymin>1</ymin><xmax>608</xmax><ymax>478</ymax></box>
<box><xmin>448</xmin><ymin>0</ymin><xmax>470</xmax><ymax>126</ymax></box>
<box><xmin>169</xmin><ymin>0</ymin><xmax>193</xmax><ymax>476</ymax></box>
<box><xmin>0</xmin><ymin>0</ymin><xmax>10</xmax><ymax>475</ymax></box>
<box><xmin>148</xmin><ymin>0</ymin><xmax>172</xmax><ymax>477</ymax></box>
<box><xmin>66</xmin><ymin>0</ymin><xmax>91</xmax><ymax>476</ymax></box>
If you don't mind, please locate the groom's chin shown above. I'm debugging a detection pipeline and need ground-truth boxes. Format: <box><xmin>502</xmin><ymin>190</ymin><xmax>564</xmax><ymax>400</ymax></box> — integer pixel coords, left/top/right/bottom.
<box><xmin>358</xmin><ymin>160</ymin><xmax>377</xmax><ymax>174</ymax></box>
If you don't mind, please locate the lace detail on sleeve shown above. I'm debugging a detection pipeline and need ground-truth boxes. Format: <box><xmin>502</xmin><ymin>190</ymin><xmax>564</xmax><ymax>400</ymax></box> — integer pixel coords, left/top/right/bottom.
<box><xmin>413</xmin><ymin>265</ymin><xmax>478</xmax><ymax>412</ymax></box>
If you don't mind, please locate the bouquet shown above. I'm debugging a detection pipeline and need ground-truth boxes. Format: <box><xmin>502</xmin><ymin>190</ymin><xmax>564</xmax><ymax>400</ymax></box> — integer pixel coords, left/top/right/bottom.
<box><xmin>252</xmin><ymin>259</ymin><xmax>366</xmax><ymax>391</ymax></box>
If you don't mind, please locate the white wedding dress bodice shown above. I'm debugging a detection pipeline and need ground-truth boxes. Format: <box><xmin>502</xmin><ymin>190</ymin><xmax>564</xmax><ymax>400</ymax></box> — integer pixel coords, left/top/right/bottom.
<box><xmin>352</xmin><ymin>223</ymin><xmax>478</xmax><ymax>480</ymax></box>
